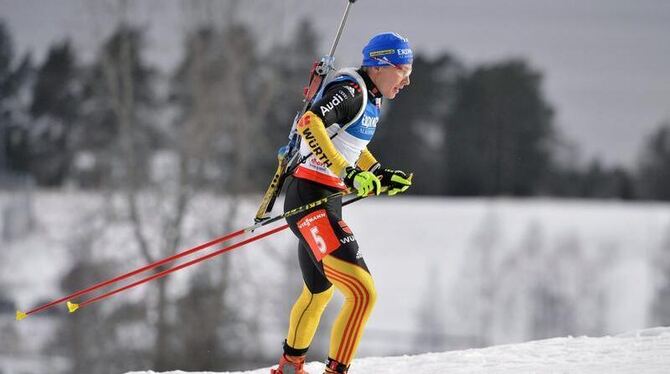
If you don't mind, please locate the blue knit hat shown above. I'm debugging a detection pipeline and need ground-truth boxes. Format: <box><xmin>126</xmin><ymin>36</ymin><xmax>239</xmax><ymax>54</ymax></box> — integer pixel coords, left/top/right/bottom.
<box><xmin>361</xmin><ymin>32</ymin><xmax>413</xmax><ymax>67</ymax></box>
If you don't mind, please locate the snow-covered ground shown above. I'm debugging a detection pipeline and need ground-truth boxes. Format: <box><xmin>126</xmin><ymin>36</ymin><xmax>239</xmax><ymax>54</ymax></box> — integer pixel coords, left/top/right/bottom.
<box><xmin>124</xmin><ymin>327</ymin><xmax>670</xmax><ymax>374</ymax></box>
<box><xmin>3</xmin><ymin>191</ymin><xmax>670</xmax><ymax>373</ymax></box>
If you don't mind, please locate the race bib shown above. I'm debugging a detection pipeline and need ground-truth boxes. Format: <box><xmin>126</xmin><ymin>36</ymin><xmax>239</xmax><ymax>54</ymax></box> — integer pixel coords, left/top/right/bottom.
<box><xmin>297</xmin><ymin>209</ymin><xmax>340</xmax><ymax>261</ymax></box>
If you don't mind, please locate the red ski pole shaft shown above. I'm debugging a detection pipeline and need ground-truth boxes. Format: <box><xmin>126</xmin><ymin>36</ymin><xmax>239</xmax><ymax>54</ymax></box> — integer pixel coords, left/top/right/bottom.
<box><xmin>69</xmin><ymin>224</ymin><xmax>289</xmax><ymax>312</ymax></box>
<box><xmin>70</xmin><ymin>189</ymin><xmax>382</xmax><ymax>312</ymax></box>
<box><xmin>21</xmin><ymin>227</ymin><xmax>247</xmax><ymax>318</ymax></box>
<box><xmin>16</xmin><ymin>188</ymin><xmax>373</xmax><ymax>321</ymax></box>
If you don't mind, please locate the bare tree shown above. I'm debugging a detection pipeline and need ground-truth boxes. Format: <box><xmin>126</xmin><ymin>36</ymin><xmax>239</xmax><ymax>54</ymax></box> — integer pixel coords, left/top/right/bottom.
<box><xmin>493</xmin><ymin>221</ymin><xmax>545</xmax><ymax>343</ymax></box>
<box><xmin>77</xmin><ymin>0</ymin><xmax>302</xmax><ymax>369</ymax></box>
<box><xmin>496</xmin><ymin>224</ymin><xmax>614</xmax><ymax>342</ymax></box>
<box><xmin>450</xmin><ymin>208</ymin><xmax>502</xmax><ymax>347</ymax></box>
<box><xmin>413</xmin><ymin>262</ymin><xmax>447</xmax><ymax>352</ymax></box>
<box><xmin>650</xmin><ymin>222</ymin><xmax>670</xmax><ymax>326</ymax></box>
<box><xmin>155</xmin><ymin>1</ymin><xmax>281</xmax><ymax>369</ymax></box>
<box><xmin>77</xmin><ymin>0</ymin><xmax>191</xmax><ymax>368</ymax></box>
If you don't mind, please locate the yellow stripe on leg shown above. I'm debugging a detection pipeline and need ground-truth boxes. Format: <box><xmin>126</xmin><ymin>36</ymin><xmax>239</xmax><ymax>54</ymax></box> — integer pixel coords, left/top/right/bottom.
<box><xmin>287</xmin><ymin>285</ymin><xmax>334</xmax><ymax>350</ymax></box>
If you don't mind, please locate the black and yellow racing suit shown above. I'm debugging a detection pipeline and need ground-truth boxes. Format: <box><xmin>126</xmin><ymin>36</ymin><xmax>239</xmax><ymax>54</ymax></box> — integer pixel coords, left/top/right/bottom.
<box><xmin>281</xmin><ymin>68</ymin><xmax>383</xmax><ymax>369</ymax></box>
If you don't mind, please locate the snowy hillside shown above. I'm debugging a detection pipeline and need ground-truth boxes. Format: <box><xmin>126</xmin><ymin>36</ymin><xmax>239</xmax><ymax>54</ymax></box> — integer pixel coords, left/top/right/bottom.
<box><xmin>4</xmin><ymin>191</ymin><xmax>670</xmax><ymax>373</ymax></box>
<box><xmin>125</xmin><ymin>327</ymin><xmax>670</xmax><ymax>374</ymax></box>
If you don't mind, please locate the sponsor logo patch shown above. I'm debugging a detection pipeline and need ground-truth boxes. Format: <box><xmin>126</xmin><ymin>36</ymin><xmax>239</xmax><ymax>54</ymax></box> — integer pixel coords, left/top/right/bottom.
<box><xmin>340</xmin><ymin>235</ymin><xmax>356</xmax><ymax>245</ymax></box>
<box><xmin>320</xmin><ymin>92</ymin><xmax>347</xmax><ymax>116</ymax></box>
<box><xmin>297</xmin><ymin>209</ymin><xmax>340</xmax><ymax>261</ymax></box>
<box><xmin>338</xmin><ymin>220</ymin><xmax>353</xmax><ymax>234</ymax></box>
<box><xmin>302</xmin><ymin>127</ymin><xmax>333</xmax><ymax>168</ymax></box>
<box><xmin>361</xmin><ymin>115</ymin><xmax>379</xmax><ymax>129</ymax></box>
<box><xmin>298</xmin><ymin>210</ymin><xmax>326</xmax><ymax>230</ymax></box>
<box><xmin>370</xmin><ymin>49</ymin><xmax>395</xmax><ymax>57</ymax></box>
<box><xmin>297</xmin><ymin>114</ymin><xmax>310</xmax><ymax>129</ymax></box>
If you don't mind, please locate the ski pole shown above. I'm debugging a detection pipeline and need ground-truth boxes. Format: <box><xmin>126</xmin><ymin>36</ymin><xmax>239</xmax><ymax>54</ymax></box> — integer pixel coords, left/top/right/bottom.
<box><xmin>16</xmin><ymin>227</ymin><xmax>250</xmax><ymax>321</ymax></box>
<box><xmin>65</xmin><ymin>188</ymin><xmax>377</xmax><ymax>314</ymax></box>
<box><xmin>66</xmin><ymin>224</ymin><xmax>290</xmax><ymax>313</ymax></box>
<box><xmin>16</xmin><ymin>188</ymin><xmax>356</xmax><ymax>320</ymax></box>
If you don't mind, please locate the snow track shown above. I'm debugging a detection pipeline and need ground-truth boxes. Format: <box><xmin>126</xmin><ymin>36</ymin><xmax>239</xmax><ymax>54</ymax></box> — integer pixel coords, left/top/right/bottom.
<box><xmin>127</xmin><ymin>327</ymin><xmax>670</xmax><ymax>374</ymax></box>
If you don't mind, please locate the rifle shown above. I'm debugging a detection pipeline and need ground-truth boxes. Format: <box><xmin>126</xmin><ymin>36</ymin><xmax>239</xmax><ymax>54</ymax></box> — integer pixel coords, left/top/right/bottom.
<box><xmin>254</xmin><ymin>0</ymin><xmax>358</xmax><ymax>223</ymax></box>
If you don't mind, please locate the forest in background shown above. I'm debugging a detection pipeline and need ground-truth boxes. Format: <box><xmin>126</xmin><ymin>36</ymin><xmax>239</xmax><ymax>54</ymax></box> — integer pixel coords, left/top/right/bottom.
<box><xmin>1</xmin><ymin>1</ymin><xmax>670</xmax><ymax>373</ymax></box>
<box><xmin>2</xmin><ymin>6</ymin><xmax>670</xmax><ymax>200</ymax></box>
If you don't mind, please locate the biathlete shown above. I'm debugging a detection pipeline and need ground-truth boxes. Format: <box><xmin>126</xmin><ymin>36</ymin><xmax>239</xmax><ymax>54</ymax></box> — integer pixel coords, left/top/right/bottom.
<box><xmin>272</xmin><ymin>32</ymin><xmax>414</xmax><ymax>374</ymax></box>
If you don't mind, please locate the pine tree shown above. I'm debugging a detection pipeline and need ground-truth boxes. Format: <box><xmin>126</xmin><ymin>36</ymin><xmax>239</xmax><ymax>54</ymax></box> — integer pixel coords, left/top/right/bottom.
<box><xmin>372</xmin><ymin>53</ymin><xmax>463</xmax><ymax>195</ymax></box>
<box><xmin>637</xmin><ymin>121</ymin><xmax>670</xmax><ymax>200</ymax></box>
<box><xmin>444</xmin><ymin>59</ymin><xmax>555</xmax><ymax>196</ymax></box>
<box><xmin>0</xmin><ymin>20</ymin><xmax>32</xmax><ymax>174</ymax></box>
<box><xmin>77</xmin><ymin>25</ymin><xmax>158</xmax><ymax>188</ymax></box>
<box><xmin>27</xmin><ymin>40</ymin><xmax>80</xmax><ymax>185</ymax></box>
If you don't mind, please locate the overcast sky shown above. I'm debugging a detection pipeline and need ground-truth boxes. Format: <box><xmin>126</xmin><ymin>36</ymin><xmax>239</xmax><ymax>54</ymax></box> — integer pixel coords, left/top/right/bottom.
<box><xmin>1</xmin><ymin>0</ymin><xmax>669</xmax><ymax>167</ymax></box>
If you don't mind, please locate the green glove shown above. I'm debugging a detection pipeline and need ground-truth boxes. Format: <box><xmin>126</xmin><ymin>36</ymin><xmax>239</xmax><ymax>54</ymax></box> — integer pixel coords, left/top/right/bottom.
<box><xmin>343</xmin><ymin>166</ymin><xmax>382</xmax><ymax>197</ymax></box>
<box><xmin>375</xmin><ymin>168</ymin><xmax>413</xmax><ymax>196</ymax></box>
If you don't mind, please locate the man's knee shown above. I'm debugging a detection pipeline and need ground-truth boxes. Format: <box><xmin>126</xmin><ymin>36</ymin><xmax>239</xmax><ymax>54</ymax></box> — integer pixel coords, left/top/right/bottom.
<box><xmin>310</xmin><ymin>285</ymin><xmax>335</xmax><ymax>311</ymax></box>
<box><xmin>367</xmin><ymin>284</ymin><xmax>377</xmax><ymax>309</ymax></box>
<box><xmin>356</xmin><ymin>281</ymin><xmax>376</xmax><ymax>313</ymax></box>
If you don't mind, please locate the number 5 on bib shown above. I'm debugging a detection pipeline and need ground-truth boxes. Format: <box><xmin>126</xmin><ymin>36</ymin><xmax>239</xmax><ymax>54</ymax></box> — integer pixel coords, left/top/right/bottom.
<box><xmin>297</xmin><ymin>209</ymin><xmax>340</xmax><ymax>261</ymax></box>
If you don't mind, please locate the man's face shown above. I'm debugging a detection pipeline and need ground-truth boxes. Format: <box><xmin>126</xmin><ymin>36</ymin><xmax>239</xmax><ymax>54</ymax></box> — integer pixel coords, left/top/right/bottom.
<box><xmin>372</xmin><ymin>64</ymin><xmax>412</xmax><ymax>99</ymax></box>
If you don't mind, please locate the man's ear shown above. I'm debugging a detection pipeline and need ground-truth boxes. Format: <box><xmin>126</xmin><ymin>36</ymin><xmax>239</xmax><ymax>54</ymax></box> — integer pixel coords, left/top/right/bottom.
<box><xmin>368</xmin><ymin>66</ymin><xmax>382</xmax><ymax>76</ymax></box>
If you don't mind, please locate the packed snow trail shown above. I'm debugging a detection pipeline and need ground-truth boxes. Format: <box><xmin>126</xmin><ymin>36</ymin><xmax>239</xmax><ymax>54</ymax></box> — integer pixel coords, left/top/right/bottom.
<box><xmin>127</xmin><ymin>327</ymin><xmax>670</xmax><ymax>374</ymax></box>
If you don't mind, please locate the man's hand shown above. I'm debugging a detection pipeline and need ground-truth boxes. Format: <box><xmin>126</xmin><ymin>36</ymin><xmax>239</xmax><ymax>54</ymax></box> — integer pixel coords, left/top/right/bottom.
<box><xmin>343</xmin><ymin>167</ymin><xmax>382</xmax><ymax>197</ymax></box>
<box><xmin>375</xmin><ymin>168</ymin><xmax>413</xmax><ymax>196</ymax></box>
